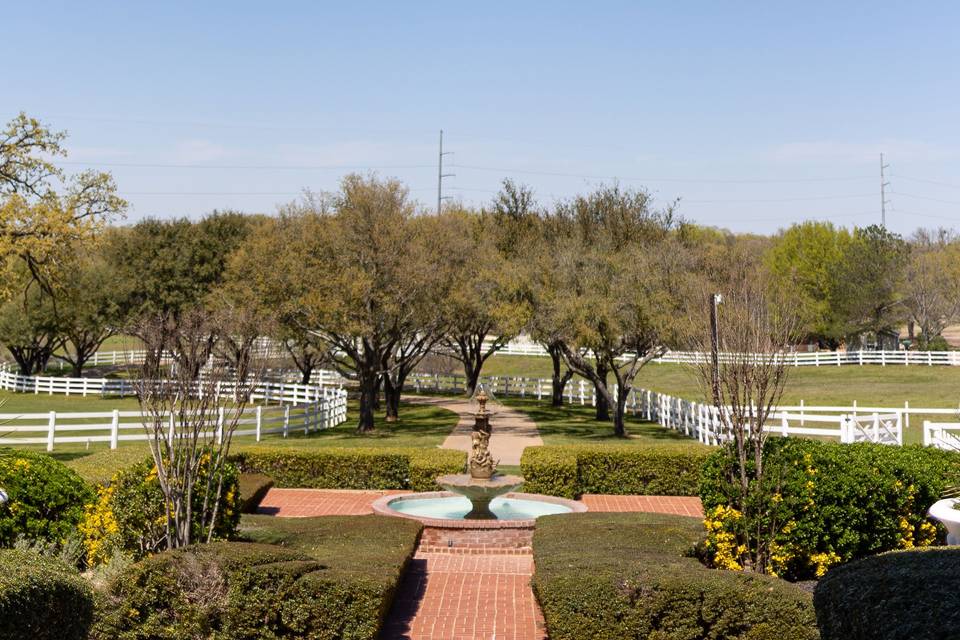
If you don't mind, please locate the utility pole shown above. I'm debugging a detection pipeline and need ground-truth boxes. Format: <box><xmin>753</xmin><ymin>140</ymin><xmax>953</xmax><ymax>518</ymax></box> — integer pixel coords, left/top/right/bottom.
<box><xmin>437</xmin><ymin>129</ymin><xmax>454</xmax><ymax>215</ymax></box>
<box><xmin>709</xmin><ymin>293</ymin><xmax>722</xmax><ymax>404</ymax></box>
<box><xmin>880</xmin><ymin>153</ymin><xmax>890</xmax><ymax>227</ymax></box>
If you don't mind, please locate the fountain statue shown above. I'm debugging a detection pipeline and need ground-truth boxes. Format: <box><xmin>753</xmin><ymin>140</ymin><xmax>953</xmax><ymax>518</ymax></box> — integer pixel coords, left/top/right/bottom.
<box><xmin>436</xmin><ymin>386</ymin><xmax>524</xmax><ymax>519</ymax></box>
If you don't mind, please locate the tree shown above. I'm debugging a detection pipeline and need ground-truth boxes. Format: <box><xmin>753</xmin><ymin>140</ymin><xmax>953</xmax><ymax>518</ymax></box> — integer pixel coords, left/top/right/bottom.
<box><xmin>439</xmin><ymin>209</ymin><xmax>532</xmax><ymax>396</ymax></box>
<box><xmin>683</xmin><ymin>260</ymin><xmax>800</xmax><ymax>574</ymax></box>
<box><xmin>0</xmin><ymin>113</ymin><xmax>126</xmax><ymax>298</ymax></box>
<box><xmin>133</xmin><ymin>308</ymin><xmax>263</xmax><ymax>550</ymax></box>
<box><xmin>903</xmin><ymin>229</ymin><xmax>960</xmax><ymax>348</ymax></box>
<box><xmin>833</xmin><ymin>224</ymin><xmax>909</xmax><ymax>339</ymax></box>
<box><xmin>765</xmin><ymin>221</ymin><xmax>849</xmax><ymax>347</ymax></box>
<box><xmin>549</xmin><ymin>184</ymin><xmax>682</xmax><ymax>436</ymax></box>
<box><xmin>0</xmin><ymin>274</ymin><xmax>60</xmax><ymax>375</ymax></box>
<box><xmin>293</xmin><ymin>175</ymin><xmax>431</xmax><ymax>432</ymax></box>
<box><xmin>54</xmin><ymin>249</ymin><xmax>127</xmax><ymax>376</ymax></box>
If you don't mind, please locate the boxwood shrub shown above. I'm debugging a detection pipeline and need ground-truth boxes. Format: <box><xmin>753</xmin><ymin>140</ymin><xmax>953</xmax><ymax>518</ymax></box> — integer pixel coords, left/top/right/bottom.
<box><xmin>699</xmin><ymin>439</ymin><xmax>960</xmax><ymax>579</ymax></box>
<box><xmin>238</xmin><ymin>473</ymin><xmax>274</xmax><ymax>513</ymax></box>
<box><xmin>0</xmin><ymin>448</ymin><xmax>94</xmax><ymax>546</ymax></box>
<box><xmin>0</xmin><ymin>549</ymin><xmax>93</xmax><ymax>640</ymax></box>
<box><xmin>93</xmin><ymin>515</ymin><xmax>421</xmax><ymax>640</ymax></box>
<box><xmin>521</xmin><ymin>445</ymin><xmax>710</xmax><ymax>498</ymax></box>
<box><xmin>233</xmin><ymin>447</ymin><xmax>465</xmax><ymax>491</ymax></box>
<box><xmin>533</xmin><ymin>513</ymin><xmax>818</xmax><ymax>640</ymax></box>
<box><xmin>814</xmin><ymin>547</ymin><xmax>960</xmax><ymax>639</ymax></box>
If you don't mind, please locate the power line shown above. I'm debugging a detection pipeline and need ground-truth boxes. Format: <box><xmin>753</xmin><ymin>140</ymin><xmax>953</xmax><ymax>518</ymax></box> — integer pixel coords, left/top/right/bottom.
<box><xmin>891</xmin><ymin>191</ymin><xmax>960</xmax><ymax>206</ymax></box>
<box><xmin>437</xmin><ymin>130</ymin><xmax>454</xmax><ymax>215</ymax></box>
<box><xmin>58</xmin><ymin>161</ymin><xmax>435</xmax><ymax>171</ymax></box>
<box><xmin>895</xmin><ymin>175</ymin><xmax>960</xmax><ymax>190</ymax></box>
<box><xmin>683</xmin><ymin>193</ymin><xmax>875</xmax><ymax>204</ymax></box>
<box><xmin>449</xmin><ymin>163</ymin><xmax>874</xmax><ymax>184</ymax></box>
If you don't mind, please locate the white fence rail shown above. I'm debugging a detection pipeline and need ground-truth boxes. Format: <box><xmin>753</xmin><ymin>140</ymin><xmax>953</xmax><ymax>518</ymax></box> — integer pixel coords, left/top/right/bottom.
<box><xmin>489</xmin><ymin>341</ymin><xmax>960</xmax><ymax>367</ymax></box>
<box><xmin>0</xmin><ymin>393</ymin><xmax>347</xmax><ymax>452</ymax></box>
<box><xmin>0</xmin><ymin>362</ymin><xmax>348</xmax><ymax>451</ymax></box>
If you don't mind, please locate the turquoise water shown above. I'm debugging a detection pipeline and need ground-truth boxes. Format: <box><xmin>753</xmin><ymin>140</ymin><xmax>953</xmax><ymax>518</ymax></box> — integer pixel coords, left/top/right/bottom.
<box><xmin>389</xmin><ymin>496</ymin><xmax>572</xmax><ymax>520</ymax></box>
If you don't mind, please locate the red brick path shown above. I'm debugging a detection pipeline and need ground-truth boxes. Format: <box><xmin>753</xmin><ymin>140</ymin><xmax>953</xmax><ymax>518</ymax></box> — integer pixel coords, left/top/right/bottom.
<box><xmin>257</xmin><ymin>489</ymin><xmax>704</xmax><ymax>640</ymax></box>
<box><xmin>381</xmin><ymin>553</ymin><xmax>545</xmax><ymax>640</ymax></box>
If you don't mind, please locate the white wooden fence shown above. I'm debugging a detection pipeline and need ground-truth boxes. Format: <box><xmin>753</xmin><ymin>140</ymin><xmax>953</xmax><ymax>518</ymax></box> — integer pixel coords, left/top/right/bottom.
<box><xmin>488</xmin><ymin>341</ymin><xmax>960</xmax><ymax>367</ymax></box>
<box><xmin>0</xmin><ymin>395</ymin><xmax>347</xmax><ymax>452</ymax></box>
<box><xmin>0</xmin><ymin>362</ymin><xmax>348</xmax><ymax>451</ymax></box>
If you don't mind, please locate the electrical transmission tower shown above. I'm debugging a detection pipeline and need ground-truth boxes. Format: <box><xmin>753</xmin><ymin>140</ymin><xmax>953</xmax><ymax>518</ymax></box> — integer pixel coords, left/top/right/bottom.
<box><xmin>437</xmin><ymin>130</ymin><xmax>454</xmax><ymax>214</ymax></box>
<box><xmin>880</xmin><ymin>153</ymin><xmax>890</xmax><ymax>227</ymax></box>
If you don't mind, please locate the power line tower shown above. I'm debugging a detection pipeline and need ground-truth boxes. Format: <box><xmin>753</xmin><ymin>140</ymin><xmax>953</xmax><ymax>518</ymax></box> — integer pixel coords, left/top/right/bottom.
<box><xmin>437</xmin><ymin>130</ymin><xmax>454</xmax><ymax>215</ymax></box>
<box><xmin>880</xmin><ymin>153</ymin><xmax>890</xmax><ymax>227</ymax></box>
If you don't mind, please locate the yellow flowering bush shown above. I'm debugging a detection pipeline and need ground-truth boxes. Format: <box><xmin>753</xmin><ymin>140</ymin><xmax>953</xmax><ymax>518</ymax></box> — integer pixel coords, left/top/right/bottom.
<box><xmin>79</xmin><ymin>454</ymin><xmax>241</xmax><ymax>565</ymax></box>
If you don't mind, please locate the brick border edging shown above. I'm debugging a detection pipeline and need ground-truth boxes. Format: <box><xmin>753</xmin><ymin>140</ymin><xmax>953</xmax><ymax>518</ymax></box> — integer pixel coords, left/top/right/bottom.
<box><xmin>370</xmin><ymin>491</ymin><xmax>586</xmax><ymax>529</ymax></box>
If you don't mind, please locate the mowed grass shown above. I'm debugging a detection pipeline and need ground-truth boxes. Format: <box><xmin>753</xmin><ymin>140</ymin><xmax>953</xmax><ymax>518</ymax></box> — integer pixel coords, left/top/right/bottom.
<box><xmin>483</xmin><ymin>355</ymin><xmax>960</xmax><ymax>409</ymax></box>
<box><xmin>502</xmin><ymin>397</ymin><xmax>703</xmax><ymax>448</ymax></box>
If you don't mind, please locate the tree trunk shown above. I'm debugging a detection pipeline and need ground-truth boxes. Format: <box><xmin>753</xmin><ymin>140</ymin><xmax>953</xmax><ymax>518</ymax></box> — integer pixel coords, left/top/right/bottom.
<box><xmin>372</xmin><ymin>375</ymin><xmax>382</xmax><ymax>410</ymax></box>
<box><xmin>594</xmin><ymin>359</ymin><xmax>610</xmax><ymax>422</ymax></box>
<box><xmin>548</xmin><ymin>343</ymin><xmax>573</xmax><ymax>407</ymax></box>
<box><xmin>463</xmin><ymin>358</ymin><xmax>484</xmax><ymax>397</ymax></box>
<box><xmin>300</xmin><ymin>365</ymin><xmax>313</xmax><ymax>385</ymax></box>
<box><xmin>384</xmin><ymin>375</ymin><xmax>401</xmax><ymax>423</ymax></box>
<box><xmin>614</xmin><ymin>385</ymin><xmax>629</xmax><ymax>438</ymax></box>
<box><xmin>357</xmin><ymin>373</ymin><xmax>377</xmax><ymax>433</ymax></box>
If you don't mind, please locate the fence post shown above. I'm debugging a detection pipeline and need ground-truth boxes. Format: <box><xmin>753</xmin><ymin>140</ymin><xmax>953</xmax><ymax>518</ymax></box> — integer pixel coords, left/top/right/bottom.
<box><xmin>168</xmin><ymin>413</ymin><xmax>175</xmax><ymax>446</ymax></box>
<box><xmin>800</xmin><ymin>399</ymin><xmax>805</xmax><ymax>426</ymax></box>
<box><xmin>781</xmin><ymin>413</ymin><xmax>789</xmax><ymax>438</ymax></box>
<box><xmin>579</xmin><ymin>380</ymin><xmax>585</xmax><ymax>406</ymax></box>
<box><xmin>46</xmin><ymin>411</ymin><xmax>56</xmax><ymax>452</ymax></box>
<box><xmin>255</xmin><ymin>405</ymin><xmax>262</xmax><ymax>442</ymax></box>
<box><xmin>216</xmin><ymin>407</ymin><xmax>225</xmax><ymax>445</ymax></box>
<box><xmin>537</xmin><ymin>379</ymin><xmax>542</xmax><ymax>401</ymax></box>
<box><xmin>283</xmin><ymin>405</ymin><xmax>290</xmax><ymax>438</ymax></box>
<box><xmin>110</xmin><ymin>409</ymin><xmax>119</xmax><ymax>450</ymax></box>
<box><xmin>881</xmin><ymin>351</ymin><xmax>886</xmax><ymax>366</ymax></box>
<box><xmin>904</xmin><ymin>401</ymin><xmax>910</xmax><ymax>429</ymax></box>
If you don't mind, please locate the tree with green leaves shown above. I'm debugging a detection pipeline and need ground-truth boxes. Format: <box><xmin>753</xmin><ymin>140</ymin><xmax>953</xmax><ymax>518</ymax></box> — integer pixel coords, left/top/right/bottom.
<box><xmin>0</xmin><ymin>269</ymin><xmax>60</xmax><ymax>375</ymax></box>
<box><xmin>903</xmin><ymin>229</ymin><xmax>960</xmax><ymax>348</ymax></box>
<box><xmin>0</xmin><ymin>112</ymin><xmax>125</xmax><ymax>298</ymax></box>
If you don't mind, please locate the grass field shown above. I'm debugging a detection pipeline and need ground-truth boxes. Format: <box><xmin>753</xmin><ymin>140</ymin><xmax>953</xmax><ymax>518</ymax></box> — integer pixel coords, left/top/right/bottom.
<box><xmin>482</xmin><ymin>355</ymin><xmax>960</xmax><ymax>409</ymax></box>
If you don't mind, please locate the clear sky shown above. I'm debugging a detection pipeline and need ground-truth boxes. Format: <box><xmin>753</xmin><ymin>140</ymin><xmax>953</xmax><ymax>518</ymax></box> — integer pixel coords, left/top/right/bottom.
<box><xmin>5</xmin><ymin>1</ymin><xmax>959</xmax><ymax>234</ymax></box>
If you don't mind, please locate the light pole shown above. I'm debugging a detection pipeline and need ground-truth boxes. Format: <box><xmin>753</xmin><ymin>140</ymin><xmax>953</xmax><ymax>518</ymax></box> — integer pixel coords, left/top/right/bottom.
<box><xmin>709</xmin><ymin>293</ymin><xmax>723</xmax><ymax>403</ymax></box>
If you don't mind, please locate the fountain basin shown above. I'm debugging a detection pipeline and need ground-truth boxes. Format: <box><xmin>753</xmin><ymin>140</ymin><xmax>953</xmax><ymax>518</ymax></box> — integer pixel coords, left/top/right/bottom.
<box><xmin>436</xmin><ymin>473</ymin><xmax>525</xmax><ymax>519</ymax></box>
<box><xmin>929</xmin><ymin>498</ymin><xmax>960</xmax><ymax>544</ymax></box>
<box><xmin>371</xmin><ymin>491</ymin><xmax>586</xmax><ymax>527</ymax></box>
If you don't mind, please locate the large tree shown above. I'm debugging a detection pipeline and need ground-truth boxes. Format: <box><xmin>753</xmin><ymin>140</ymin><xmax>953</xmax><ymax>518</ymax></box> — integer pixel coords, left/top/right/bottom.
<box><xmin>0</xmin><ymin>113</ymin><xmax>125</xmax><ymax>298</ymax></box>
<box><xmin>549</xmin><ymin>184</ymin><xmax>683</xmax><ymax>436</ymax></box>
<box><xmin>903</xmin><ymin>229</ymin><xmax>960</xmax><ymax>348</ymax></box>
<box><xmin>0</xmin><ymin>269</ymin><xmax>60</xmax><ymax>375</ymax></box>
<box><xmin>439</xmin><ymin>208</ymin><xmax>532</xmax><ymax>396</ymax></box>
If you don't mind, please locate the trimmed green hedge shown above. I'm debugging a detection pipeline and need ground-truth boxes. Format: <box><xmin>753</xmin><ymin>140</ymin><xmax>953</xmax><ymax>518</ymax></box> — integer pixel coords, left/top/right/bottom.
<box><xmin>63</xmin><ymin>448</ymin><xmax>152</xmax><ymax>487</ymax></box>
<box><xmin>521</xmin><ymin>445</ymin><xmax>710</xmax><ymax>498</ymax></box>
<box><xmin>0</xmin><ymin>449</ymin><xmax>94</xmax><ymax>546</ymax></box>
<box><xmin>0</xmin><ymin>550</ymin><xmax>93</xmax><ymax>640</ymax></box>
<box><xmin>533</xmin><ymin>513</ymin><xmax>818</xmax><ymax>640</ymax></box>
<box><xmin>814</xmin><ymin>547</ymin><xmax>960</xmax><ymax>639</ymax></box>
<box><xmin>700</xmin><ymin>439</ymin><xmax>960</xmax><ymax>579</ymax></box>
<box><xmin>93</xmin><ymin>514</ymin><xmax>421</xmax><ymax>640</ymax></box>
<box><xmin>238</xmin><ymin>474</ymin><xmax>274</xmax><ymax>513</ymax></box>
<box><xmin>233</xmin><ymin>447</ymin><xmax>465</xmax><ymax>491</ymax></box>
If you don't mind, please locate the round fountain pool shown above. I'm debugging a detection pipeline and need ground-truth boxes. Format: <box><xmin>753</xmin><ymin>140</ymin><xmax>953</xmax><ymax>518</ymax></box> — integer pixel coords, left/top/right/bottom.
<box><xmin>389</xmin><ymin>494</ymin><xmax>573</xmax><ymax>520</ymax></box>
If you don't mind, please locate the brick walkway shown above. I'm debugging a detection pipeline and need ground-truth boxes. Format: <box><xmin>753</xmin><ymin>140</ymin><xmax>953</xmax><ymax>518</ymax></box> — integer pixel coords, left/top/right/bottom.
<box><xmin>580</xmin><ymin>493</ymin><xmax>703</xmax><ymax>517</ymax></box>
<box><xmin>257</xmin><ymin>488</ymin><xmax>704</xmax><ymax>640</ymax></box>
<box><xmin>382</xmin><ymin>553</ymin><xmax>545</xmax><ymax>640</ymax></box>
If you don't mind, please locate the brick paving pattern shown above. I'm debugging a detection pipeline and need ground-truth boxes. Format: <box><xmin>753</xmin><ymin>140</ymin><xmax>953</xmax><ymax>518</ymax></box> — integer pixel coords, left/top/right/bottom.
<box><xmin>381</xmin><ymin>552</ymin><xmax>545</xmax><ymax>640</ymax></box>
<box><xmin>256</xmin><ymin>488</ymin><xmax>405</xmax><ymax>517</ymax></box>
<box><xmin>581</xmin><ymin>493</ymin><xmax>703</xmax><ymax>517</ymax></box>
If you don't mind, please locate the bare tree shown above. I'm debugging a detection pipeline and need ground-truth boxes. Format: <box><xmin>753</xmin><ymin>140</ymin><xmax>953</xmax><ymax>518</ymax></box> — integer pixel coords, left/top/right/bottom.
<box><xmin>685</xmin><ymin>264</ymin><xmax>800</xmax><ymax>573</ymax></box>
<box><xmin>133</xmin><ymin>308</ymin><xmax>263</xmax><ymax>550</ymax></box>
<box><xmin>904</xmin><ymin>229</ymin><xmax>960</xmax><ymax>348</ymax></box>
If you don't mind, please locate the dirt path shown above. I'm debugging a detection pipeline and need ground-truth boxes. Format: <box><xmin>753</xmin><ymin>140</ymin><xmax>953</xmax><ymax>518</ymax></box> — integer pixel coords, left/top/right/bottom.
<box><xmin>405</xmin><ymin>396</ymin><xmax>543</xmax><ymax>466</ymax></box>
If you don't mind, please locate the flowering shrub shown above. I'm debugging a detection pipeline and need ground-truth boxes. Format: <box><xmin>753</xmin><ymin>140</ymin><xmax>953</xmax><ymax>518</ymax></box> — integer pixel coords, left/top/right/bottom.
<box><xmin>80</xmin><ymin>454</ymin><xmax>240</xmax><ymax>565</ymax></box>
<box><xmin>0</xmin><ymin>449</ymin><xmax>93</xmax><ymax>547</ymax></box>
<box><xmin>700</xmin><ymin>439</ymin><xmax>960</xmax><ymax>580</ymax></box>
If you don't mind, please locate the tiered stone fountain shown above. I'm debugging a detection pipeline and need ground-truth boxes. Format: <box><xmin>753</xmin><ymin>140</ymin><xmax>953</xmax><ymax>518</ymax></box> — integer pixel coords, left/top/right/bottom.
<box><xmin>435</xmin><ymin>388</ymin><xmax>524</xmax><ymax>519</ymax></box>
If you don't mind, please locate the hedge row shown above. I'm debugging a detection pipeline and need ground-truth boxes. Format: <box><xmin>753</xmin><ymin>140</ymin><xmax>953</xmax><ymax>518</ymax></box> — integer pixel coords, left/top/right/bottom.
<box><xmin>0</xmin><ymin>550</ymin><xmax>93</xmax><ymax>640</ymax></box>
<box><xmin>93</xmin><ymin>514</ymin><xmax>421</xmax><ymax>640</ymax></box>
<box><xmin>238</xmin><ymin>474</ymin><xmax>275</xmax><ymax>513</ymax></box>
<box><xmin>814</xmin><ymin>547</ymin><xmax>960</xmax><ymax>640</ymax></box>
<box><xmin>700</xmin><ymin>439</ymin><xmax>960</xmax><ymax>579</ymax></box>
<box><xmin>521</xmin><ymin>445</ymin><xmax>710</xmax><ymax>498</ymax></box>
<box><xmin>233</xmin><ymin>447</ymin><xmax>466</xmax><ymax>492</ymax></box>
<box><xmin>532</xmin><ymin>513</ymin><xmax>818</xmax><ymax>640</ymax></box>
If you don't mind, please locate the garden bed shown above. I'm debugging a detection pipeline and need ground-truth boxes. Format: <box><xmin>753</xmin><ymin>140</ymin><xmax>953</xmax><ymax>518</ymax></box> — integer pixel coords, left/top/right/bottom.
<box><xmin>532</xmin><ymin>512</ymin><xmax>818</xmax><ymax>640</ymax></box>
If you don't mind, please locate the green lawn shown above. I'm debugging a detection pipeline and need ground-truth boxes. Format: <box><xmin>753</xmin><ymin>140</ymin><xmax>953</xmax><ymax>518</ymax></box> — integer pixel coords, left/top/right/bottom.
<box><xmin>483</xmin><ymin>355</ymin><xmax>960</xmax><ymax>409</ymax></box>
<box><xmin>502</xmin><ymin>397</ymin><xmax>703</xmax><ymax>448</ymax></box>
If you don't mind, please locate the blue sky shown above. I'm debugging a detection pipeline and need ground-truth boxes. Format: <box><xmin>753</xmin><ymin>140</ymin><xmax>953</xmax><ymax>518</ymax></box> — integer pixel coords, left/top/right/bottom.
<box><xmin>5</xmin><ymin>1</ymin><xmax>960</xmax><ymax>234</ymax></box>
